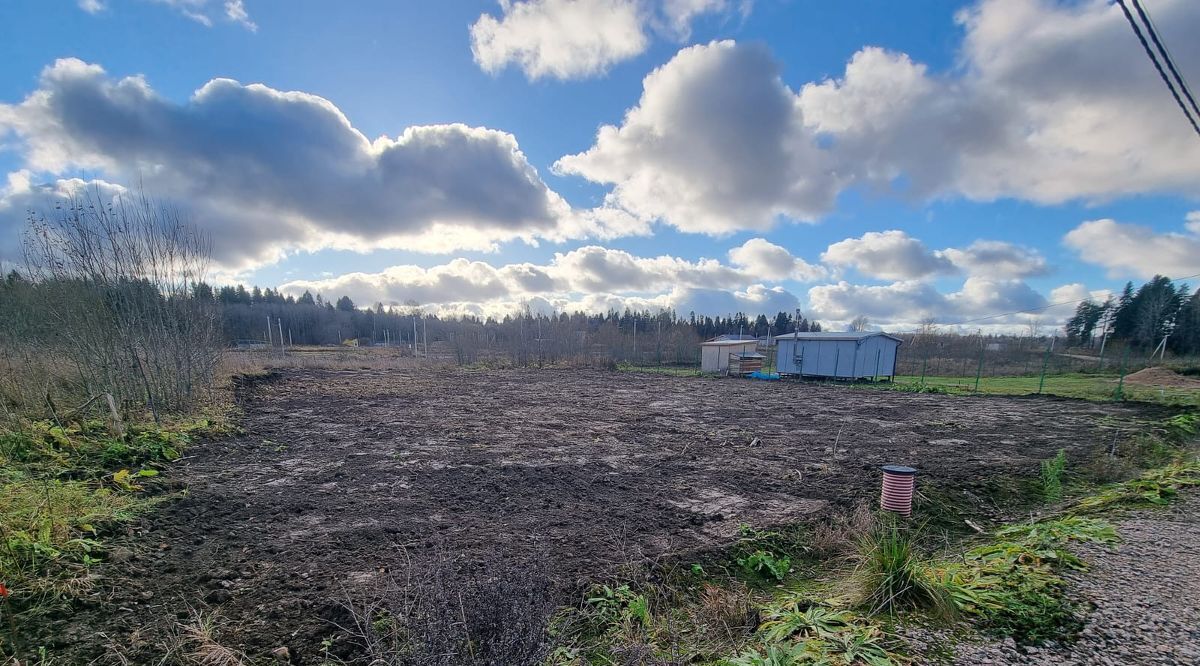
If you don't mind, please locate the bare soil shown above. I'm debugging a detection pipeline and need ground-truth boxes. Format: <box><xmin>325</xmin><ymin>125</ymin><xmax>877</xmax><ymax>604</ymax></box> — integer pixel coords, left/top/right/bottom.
<box><xmin>40</xmin><ymin>368</ymin><xmax>1160</xmax><ymax>664</ymax></box>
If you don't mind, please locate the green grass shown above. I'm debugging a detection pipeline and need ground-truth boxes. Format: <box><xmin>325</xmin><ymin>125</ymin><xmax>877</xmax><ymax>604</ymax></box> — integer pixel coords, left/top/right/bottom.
<box><xmin>891</xmin><ymin>373</ymin><xmax>1200</xmax><ymax>406</ymax></box>
<box><xmin>0</xmin><ymin>415</ymin><xmax>220</xmax><ymax>621</ymax></box>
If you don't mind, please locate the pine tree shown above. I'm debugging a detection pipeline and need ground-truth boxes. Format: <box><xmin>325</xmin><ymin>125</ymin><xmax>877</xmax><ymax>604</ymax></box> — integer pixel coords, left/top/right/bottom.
<box><xmin>1111</xmin><ymin>281</ymin><xmax>1137</xmax><ymax>341</ymax></box>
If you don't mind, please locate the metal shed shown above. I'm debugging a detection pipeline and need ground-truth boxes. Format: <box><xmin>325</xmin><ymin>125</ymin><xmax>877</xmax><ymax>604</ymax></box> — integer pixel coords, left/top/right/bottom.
<box><xmin>775</xmin><ymin>332</ymin><xmax>902</xmax><ymax>380</ymax></box>
<box><xmin>700</xmin><ymin>339</ymin><xmax>761</xmax><ymax>374</ymax></box>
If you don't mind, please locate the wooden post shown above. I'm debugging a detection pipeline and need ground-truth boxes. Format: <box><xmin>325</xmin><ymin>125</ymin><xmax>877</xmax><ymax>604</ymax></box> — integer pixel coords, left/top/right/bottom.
<box><xmin>277</xmin><ymin>318</ymin><xmax>285</xmax><ymax>354</ymax></box>
<box><xmin>919</xmin><ymin>356</ymin><xmax>928</xmax><ymax>389</ymax></box>
<box><xmin>103</xmin><ymin>393</ymin><xmax>125</xmax><ymax>437</ymax></box>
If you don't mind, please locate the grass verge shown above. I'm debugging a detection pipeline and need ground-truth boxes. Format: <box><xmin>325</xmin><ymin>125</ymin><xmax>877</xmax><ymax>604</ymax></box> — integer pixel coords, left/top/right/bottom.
<box><xmin>0</xmin><ymin>412</ymin><xmax>232</xmax><ymax>660</ymax></box>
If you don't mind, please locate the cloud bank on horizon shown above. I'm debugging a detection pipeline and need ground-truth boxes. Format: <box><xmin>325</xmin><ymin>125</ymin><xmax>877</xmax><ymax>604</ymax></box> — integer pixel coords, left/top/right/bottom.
<box><xmin>2</xmin><ymin>0</ymin><xmax>1199</xmax><ymax>330</ymax></box>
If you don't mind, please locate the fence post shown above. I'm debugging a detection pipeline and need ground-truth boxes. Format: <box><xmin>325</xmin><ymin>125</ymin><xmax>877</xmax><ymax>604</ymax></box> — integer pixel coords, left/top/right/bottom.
<box><xmin>1114</xmin><ymin>348</ymin><xmax>1130</xmax><ymax>401</ymax></box>
<box><xmin>974</xmin><ymin>343</ymin><xmax>985</xmax><ymax>392</ymax></box>
<box><xmin>919</xmin><ymin>356</ymin><xmax>928</xmax><ymax>389</ymax></box>
<box><xmin>1037</xmin><ymin>347</ymin><xmax>1051</xmax><ymax>394</ymax></box>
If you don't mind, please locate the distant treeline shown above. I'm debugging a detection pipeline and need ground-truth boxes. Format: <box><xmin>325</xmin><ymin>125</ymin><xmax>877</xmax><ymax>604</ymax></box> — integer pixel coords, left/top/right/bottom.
<box><xmin>197</xmin><ymin>282</ymin><xmax>822</xmax><ymax>348</ymax></box>
<box><xmin>1064</xmin><ymin>275</ymin><xmax>1199</xmax><ymax>354</ymax></box>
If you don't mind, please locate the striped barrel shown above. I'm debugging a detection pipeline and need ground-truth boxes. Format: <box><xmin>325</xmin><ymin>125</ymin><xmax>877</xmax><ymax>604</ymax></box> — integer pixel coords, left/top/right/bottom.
<box><xmin>880</xmin><ymin>465</ymin><xmax>917</xmax><ymax>517</ymax></box>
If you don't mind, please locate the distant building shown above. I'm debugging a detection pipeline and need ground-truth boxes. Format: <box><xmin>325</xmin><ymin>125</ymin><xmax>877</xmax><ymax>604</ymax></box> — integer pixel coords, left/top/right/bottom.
<box><xmin>700</xmin><ymin>339</ymin><xmax>761</xmax><ymax>374</ymax></box>
<box><xmin>775</xmin><ymin>332</ymin><xmax>902</xmax><ymax>380</ymax></box>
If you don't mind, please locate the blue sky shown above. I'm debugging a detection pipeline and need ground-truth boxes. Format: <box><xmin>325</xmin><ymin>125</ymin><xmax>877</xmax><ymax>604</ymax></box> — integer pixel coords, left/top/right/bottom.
<box><xmin>1</xmin><ymin>0</ymin><xmax>1198</xmax><ymax>330</ymax></box>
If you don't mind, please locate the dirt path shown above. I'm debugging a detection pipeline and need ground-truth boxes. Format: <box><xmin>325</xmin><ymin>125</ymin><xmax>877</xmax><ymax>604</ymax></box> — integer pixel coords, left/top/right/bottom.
<box><xmin>948</xmin><ymin>493</ymin><xmax>1200</xmax><ymax>665</ymax></box>
<box><xmin>37</xmin><ymin>368</ymin><xmax>1159</xmax><ymax>664</ymax></box>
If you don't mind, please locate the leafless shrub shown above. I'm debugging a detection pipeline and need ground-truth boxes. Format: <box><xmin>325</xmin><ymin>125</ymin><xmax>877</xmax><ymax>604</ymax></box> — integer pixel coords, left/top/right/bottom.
<box><xmin>337</xmin><ymin>550</ymin><xmax>557</xmax><ymax>666</ymax></box>
<box><xmin>5</xmin><ymin>188</ymin><xmax>221</xmax><ymax>419</ymax></box>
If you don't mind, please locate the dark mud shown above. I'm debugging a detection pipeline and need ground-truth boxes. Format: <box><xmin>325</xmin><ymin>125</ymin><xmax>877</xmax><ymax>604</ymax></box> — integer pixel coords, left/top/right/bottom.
<box><xmin>42</xmin><ymin>368</ymin><xmax>1157</xmax><ymax>663</ymax></box>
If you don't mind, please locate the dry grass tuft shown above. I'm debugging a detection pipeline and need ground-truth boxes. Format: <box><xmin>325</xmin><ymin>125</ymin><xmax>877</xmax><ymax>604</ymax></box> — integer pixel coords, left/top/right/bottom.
<box><xmin>181</xmin><ymin>610</ymin><xmax>248</xmax><ymax>666</ymax></box>
<box><xmin>810</xmin><ymin>501</ymin><xmax>877</xmax><ymax>560</ymax></box>
<box><xmin>691</xmin><ymin>582</ymin><xmax>756</xmax><ymax>641</ymax></box>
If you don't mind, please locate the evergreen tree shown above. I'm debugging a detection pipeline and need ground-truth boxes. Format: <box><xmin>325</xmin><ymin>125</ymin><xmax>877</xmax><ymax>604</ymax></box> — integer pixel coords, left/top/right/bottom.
<box><xmin>1111</xmin><ymin>281</ymin><xmax>1137</xmax><ymax>340</ymax></box>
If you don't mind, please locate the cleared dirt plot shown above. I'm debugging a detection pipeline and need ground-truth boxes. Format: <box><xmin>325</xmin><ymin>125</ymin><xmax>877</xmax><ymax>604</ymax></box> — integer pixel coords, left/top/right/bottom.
<box><xmin>45</xmin><ymin>368</ymin><xmax>1160</xmax><ymax>663</ymax></box>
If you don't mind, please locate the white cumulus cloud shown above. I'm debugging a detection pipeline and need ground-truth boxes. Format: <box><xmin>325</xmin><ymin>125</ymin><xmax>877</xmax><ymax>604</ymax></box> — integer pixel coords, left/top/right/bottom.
<box><xmin>560</xmin><ymin>0</ymin><xmax>1200</xmax><ymax>236</ymax></box>
<box><xmin>0</xmin><ymin>59</ymin><xmax>616</xmax><ymax>270</ymax></box>
<box><xmin>821</xmin><ymin>230</ymin><xmax>953</xmax><ymax>281</ymax></box>
<box><xmin>470</xmin><ymin>0</ymin><xmax>749</xmax><ymax>81</ymax></box>
<box><xmin>727</xmin><ymin>238</ymin><xmax>826</xmax><ymax>281</ymax></box>
<box><xmin>1064</xmin><ymin>217</ymin><xmax>1200</xmax><ymax>280</ymax></box>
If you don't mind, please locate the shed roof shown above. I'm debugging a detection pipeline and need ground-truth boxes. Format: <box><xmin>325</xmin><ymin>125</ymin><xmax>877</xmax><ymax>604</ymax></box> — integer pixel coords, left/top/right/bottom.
<box><xmin>700</xmin><ymin>339</ymin><xmax>762</xmax><ymax>346</ymax></box>
<box><xmin>774</xmin><ymin>331</ymin><xmax>903</xmax><ymax>343</ymax></box>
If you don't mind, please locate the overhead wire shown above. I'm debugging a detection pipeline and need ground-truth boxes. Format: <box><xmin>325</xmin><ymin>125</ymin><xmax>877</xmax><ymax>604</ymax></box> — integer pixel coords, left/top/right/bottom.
<box><xmin>1130</xmin><ymin>0</ymin><xmax>1200</xmax><ymax>122</ymax></box>
<box><xmin>1114</xmin><ymin>0</ymin><xmax>1200</xmax><ymax>137</ymax></box>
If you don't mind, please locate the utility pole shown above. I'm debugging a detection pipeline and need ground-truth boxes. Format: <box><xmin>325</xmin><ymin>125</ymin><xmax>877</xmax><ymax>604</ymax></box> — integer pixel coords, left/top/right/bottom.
<box><xmin>1097</xmin><ymin>307</ymin><xmax>1112</xmax><ymax>368</ymax></box>
<box><xmin>1153</xmin><ymin>333</ymin><xmax>1169</xmax><ymax>361</ymax></box>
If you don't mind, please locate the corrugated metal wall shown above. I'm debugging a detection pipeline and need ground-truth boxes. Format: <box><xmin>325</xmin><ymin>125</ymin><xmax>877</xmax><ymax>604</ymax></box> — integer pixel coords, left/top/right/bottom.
<box><xmin>776</xmin><ymin>337</ymin><xmax>899</xmax><ymax>379</ymax></box>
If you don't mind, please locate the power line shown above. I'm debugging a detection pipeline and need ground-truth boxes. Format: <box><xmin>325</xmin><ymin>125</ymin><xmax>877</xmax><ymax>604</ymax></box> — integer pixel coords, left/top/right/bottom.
<box><xmin>1130</xmin><ymin>0</ymin><xmax>1200</xmax><ymax>122</ymax></box>
<box><xmin>1115</xmin><ymin>0</ymin><xmax>1200</xmax><ymax>138</ymax></box>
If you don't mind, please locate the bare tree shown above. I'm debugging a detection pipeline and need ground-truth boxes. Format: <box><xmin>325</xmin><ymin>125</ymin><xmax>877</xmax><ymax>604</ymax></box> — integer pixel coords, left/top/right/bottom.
<box><xmin>16</xmin><ymin>188</ymin><xmax>221</xmax><ymax>419</ymax></box>
<box><xmin>848</xmin><ymin>315</ymin><xmax>870</xmax><ymax>332</ymax></box>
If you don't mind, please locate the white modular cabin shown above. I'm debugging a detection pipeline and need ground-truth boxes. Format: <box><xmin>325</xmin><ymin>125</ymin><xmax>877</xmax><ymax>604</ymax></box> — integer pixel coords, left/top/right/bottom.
<box><xmin>775</xmin><ymin>332</ymin><xmax>902</xmax><ymax>380</ymax></box>
<box><xmin>700</xmin><ymin>339</ymin><xmax>762</xmax><ymax>374</ymax></box>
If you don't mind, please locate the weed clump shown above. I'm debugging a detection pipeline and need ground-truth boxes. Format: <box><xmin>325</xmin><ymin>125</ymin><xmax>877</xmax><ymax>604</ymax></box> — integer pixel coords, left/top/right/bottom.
<box><xmin>728</xmin><ymin>600</ymin><xmax>901</xmax><ymax>665</ymax></box>
<box><xmin>1040</xmin><ymin>449</ymin><xmax>1067</xmax><ymax>502</ymax></box>
<box><xmin>1072</xmin><ymin>461</ymin><xmax>1200</xmax><ymax>514</ymax></box>
<box><xmin>933</xmin><ymin>516</ymin><xmax>1117</xmax><ymax>643</ymax></box>
<box><xmin>851</xmin><ymin>519</ymin><xmax>955</xmax><ymax>619</ymax></box>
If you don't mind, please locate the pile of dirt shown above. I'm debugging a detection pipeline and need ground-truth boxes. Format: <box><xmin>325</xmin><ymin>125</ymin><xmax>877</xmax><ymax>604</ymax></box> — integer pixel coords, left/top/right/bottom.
<box><xmin>1122</xmin><ymin>367</ymin><xmax>1200</xmax><ymax>388</ymax></box>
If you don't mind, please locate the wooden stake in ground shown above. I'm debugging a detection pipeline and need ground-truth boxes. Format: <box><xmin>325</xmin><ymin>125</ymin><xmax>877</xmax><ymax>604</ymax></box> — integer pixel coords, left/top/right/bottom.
<box><xmin>104</xmin><ymin>393</ymin><xmax>125</xmax><ymax>437</ymax></box>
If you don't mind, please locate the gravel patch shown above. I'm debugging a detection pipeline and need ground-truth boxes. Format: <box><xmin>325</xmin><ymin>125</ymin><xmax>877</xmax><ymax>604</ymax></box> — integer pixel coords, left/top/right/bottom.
<box><xmin>943</xmin><ymin>492</ymin><xmax>1200</xmax><ymax>665</ymax></box>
